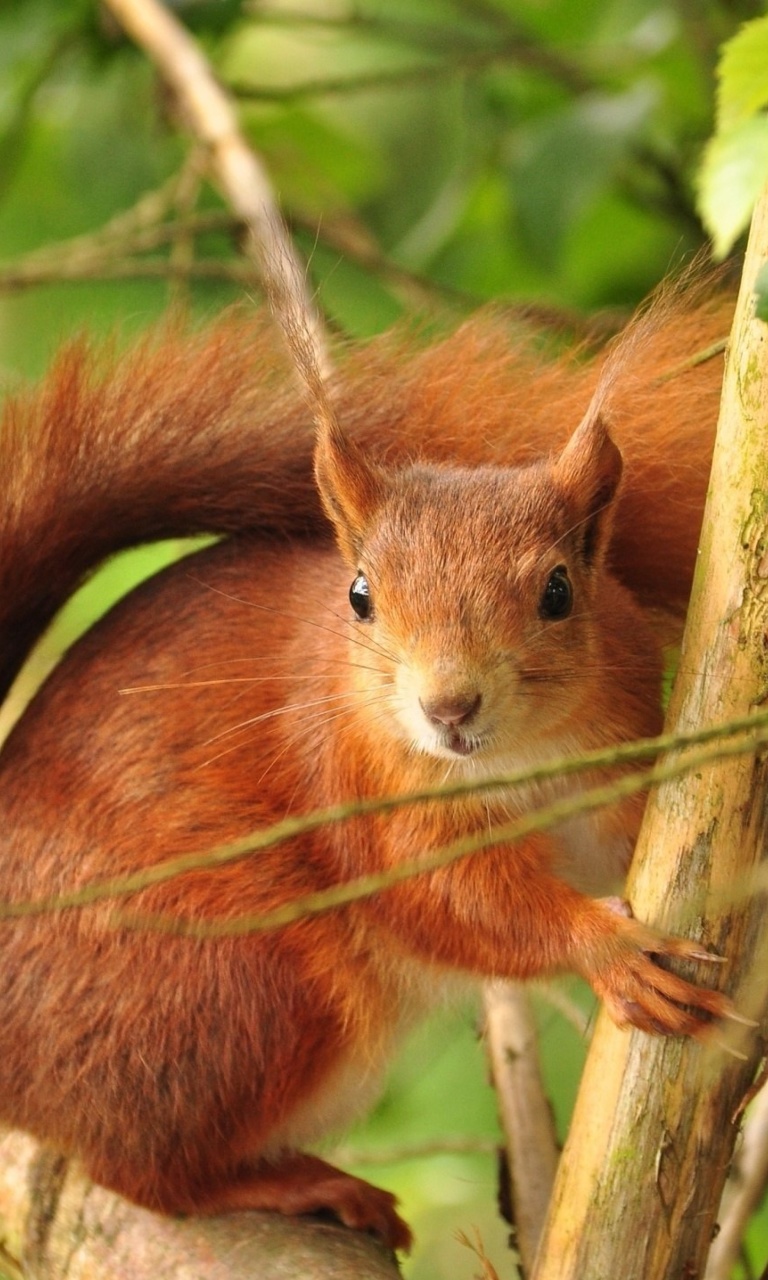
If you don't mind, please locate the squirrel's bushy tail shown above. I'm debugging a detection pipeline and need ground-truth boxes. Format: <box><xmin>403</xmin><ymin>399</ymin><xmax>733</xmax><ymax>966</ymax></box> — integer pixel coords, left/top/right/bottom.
<box><xmin>0</xmin><ymin>312</ymin><xmax>323</xmax><ymax>702</ymax></box>
<box><xmin>0</xmin><ymin>286</ymin><xmax>731</xmax><ymax>703</ymax></box>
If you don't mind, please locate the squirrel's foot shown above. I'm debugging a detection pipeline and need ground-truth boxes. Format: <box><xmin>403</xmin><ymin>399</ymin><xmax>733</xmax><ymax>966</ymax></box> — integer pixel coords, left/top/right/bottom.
<box><xmin>585</xmin><ymin>896</ymin><xmax>735</xmax><ymax>1039</ymax></box>
<box><xmin>199</xmin><ymin>1152</ymin><xmax>412</xmax><ymax>1253</ymax></box>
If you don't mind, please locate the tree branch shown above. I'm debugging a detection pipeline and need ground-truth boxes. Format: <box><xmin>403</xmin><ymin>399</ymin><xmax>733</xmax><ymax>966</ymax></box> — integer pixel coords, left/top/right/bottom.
<box><xmin>0</xmin><ymin>1130</ymin><xmax>400</xmax><ymax>1280</ymax></box>
<box><xmin>482</xmin><ymin>984</ymin><xmax>559</xmax><ymax>1276</ymax></box>
<box><xmin>102</xmin><ymin>0</ymin><xmax>330</xmax><ymax>374</ymax></box>
<box><xmin>2</xmin><ymin>710</ymin><xmax>768</xmax><ymax>930</ymax></box>
<box><xmin>532</xmin><ymin>185</ymin><xmax>768</xmax><ymax>1280</ymax></box>
<box><xmin>705</xmin><ymin>1081</ymin><xmax>768</xmax><ymax>1279</ymax></box>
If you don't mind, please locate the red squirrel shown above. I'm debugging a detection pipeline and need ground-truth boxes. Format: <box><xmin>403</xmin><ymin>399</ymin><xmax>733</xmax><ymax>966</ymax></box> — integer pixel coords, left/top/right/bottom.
<box><xmin>0</xmin><ymin>287</ymin><xmax>736</xmax><ymax>1252</ymax></box>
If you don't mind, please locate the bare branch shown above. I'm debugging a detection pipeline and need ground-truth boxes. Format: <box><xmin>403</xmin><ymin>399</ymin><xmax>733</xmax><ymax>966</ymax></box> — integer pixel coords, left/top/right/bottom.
<box><xmin>0</xmin><ymin>255</ymin><xmax>258</xmax><ymax>292</ymax></box>
<box><xmin>0</xmin><ymin>1130</ymin><xmax>400</xmax><ymax>1280</ymax></box>
<box><xmin>1</xmin><ymin>710</ymin><xmax>768</xmax><ymax>932</ymax></box>
<box><xmin>705</xmin><ymin>1082</ymin><xmax>768</xmax><ymax>1279</ymax></box>
<box><xmin>330</xmin><ymin>1136</ymin><xmax>497</xmax><ymax>1167</ymax></box>
<box><xmin>482</xmin><ymin>984</ymin><xmax>559</xmax><ymax>1276</ymax></box>
<box><xmin>103</xmin><ymin>0</ymin><xmax>330</xmax><ymax>374</ymax></box>
<box><xmin>534</xmin><ymin>984</ymin><xmax>591</xmax><ymax>1038</ymax></box>
<box><xmin>532</xmin><ymin>185</ymin><xmax>768</xmax><ymax>1280</ymax></box>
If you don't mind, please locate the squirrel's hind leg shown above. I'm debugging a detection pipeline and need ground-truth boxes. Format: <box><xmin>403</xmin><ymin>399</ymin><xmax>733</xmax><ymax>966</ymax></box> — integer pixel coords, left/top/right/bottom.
<box><xmin>194</xmin><ymin>1152</ymin><xmax>412</xmax><ymax>1252</ymax></box>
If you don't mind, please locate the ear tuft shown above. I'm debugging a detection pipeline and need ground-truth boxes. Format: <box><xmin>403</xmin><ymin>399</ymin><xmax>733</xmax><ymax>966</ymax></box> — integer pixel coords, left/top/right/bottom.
<box><xmin>314</xmin><ymin>408</ymin><xmax>386</xmax><ymax>563</ymax></box>
<box><xmin>554</xmin><ymin>410</ymin><xmax>623</xmax><ymax>564</ymax></box>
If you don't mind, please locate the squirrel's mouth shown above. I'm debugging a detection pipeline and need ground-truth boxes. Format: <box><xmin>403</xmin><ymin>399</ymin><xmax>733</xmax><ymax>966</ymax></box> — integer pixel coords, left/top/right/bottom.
<box><xmin>443</xmin><ymin>730</ymin><xmax>480</xmax><ymax>757</ymax></box>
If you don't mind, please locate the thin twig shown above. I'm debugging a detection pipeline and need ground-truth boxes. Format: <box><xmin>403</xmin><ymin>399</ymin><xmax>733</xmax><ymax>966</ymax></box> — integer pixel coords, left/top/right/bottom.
<box><xmin>705</xmin><ymin>1081</ymin><xmax>768</xmax><ymax>1280</ymax></box>
<box><xmin>242</xmin><ymin>1</ymin><xmax>594</xmax><ymax>93</ymax></box>
<box><xmin>228</xmin><ymin>44</ymin><xmax>566</xmax><ymax>101</ymax></box>
<box><xmin>0</xmin><ymin>203</ymin><xmax>606</xmax><ymax>339</ymax></box>
<box><xmin>1</xmin><ymin>709</ymin><xmax>767</xmax><ymax>928</ymax></box>
<box><xmin>654</xmin><ymin>339</ymin><xmax>728</xmax><ymax>381</ymax></box>
<box><xmin>0</xmin><ymin>256</ymin><xmax>257</xmax><ymax>292</ymax></box>
<box><xmin>103</xmin><ymin>0</ymin><xmax>330</xmax><ymax>374</ymax></box>
<box><xmin>96</xmin><ymin>725</ymin><xmax>768</xmax><ymax>936</ymax></box>
<box><xmin>482</xmin><ymin>983</ymin><xmax>559</xmax><ymax>1276</ymax></box>
<box><xmin>27</xmin><ymin>162</ymin><xmax>213</xmax><ymax>260</ymax></box>
<box><xmin>456</xmin><ymin>1227</ymin><xmax>505</xmax><ymax>1280</ymax></box>
<box><xmin>166</xmin><ymin>147</ymin><xmax>208</xmax><ymax>307</ymax></box>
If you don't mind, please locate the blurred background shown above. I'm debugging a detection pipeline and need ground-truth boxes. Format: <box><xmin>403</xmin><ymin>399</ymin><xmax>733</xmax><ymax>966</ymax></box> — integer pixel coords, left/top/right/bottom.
<box><xmin>0</xmin><ymin>2</ymin><xmax>763</xmax><ymax>1276</ymax></box>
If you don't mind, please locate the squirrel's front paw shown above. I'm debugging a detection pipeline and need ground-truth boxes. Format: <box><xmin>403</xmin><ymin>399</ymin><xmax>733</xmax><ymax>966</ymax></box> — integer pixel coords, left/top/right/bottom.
<box><xmin>586</xmin><ymin>898</ymin><xmax>735</xmax><ymax>1039</ymax></box>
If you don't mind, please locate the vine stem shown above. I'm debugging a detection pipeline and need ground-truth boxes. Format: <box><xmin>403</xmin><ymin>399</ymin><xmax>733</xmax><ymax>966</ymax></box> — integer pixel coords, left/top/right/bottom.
<box><xmin>1</xmin><ymin>709</ymin><xmax>767</xmax><ymax>929</ymax></box>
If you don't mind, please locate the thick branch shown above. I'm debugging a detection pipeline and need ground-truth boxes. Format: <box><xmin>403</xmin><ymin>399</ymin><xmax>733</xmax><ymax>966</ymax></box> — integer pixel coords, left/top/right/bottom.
<box><xmin>0</xmin><ymin>1130</ymin><xmax>400</xmax><ymax>1280</ymax></box>
<box><xmin>533</xmin><ymin>188</ymin><xmax>768</xmax><ymax>1280</ymax></box>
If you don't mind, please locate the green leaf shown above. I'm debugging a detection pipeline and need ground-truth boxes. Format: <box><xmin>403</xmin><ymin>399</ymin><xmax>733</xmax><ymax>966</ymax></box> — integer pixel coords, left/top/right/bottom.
<box><xmin>697</xmin><ymin>116</ymin><xmax>768</xmax><ymax>258</ymax></box>
<box><xmin>510</xmin><ymin>85</ymin><xmax>656</xmax><ymax>268</ymax></box>
<box><xmin>716</xmin><ymin>15</ymin><xmax>768</xmax><ymax>131</ymax></box>
<box><xmin>756</xmin><ymin>263</ymin><xmax>768</xmax><ymax>324</ymax></box>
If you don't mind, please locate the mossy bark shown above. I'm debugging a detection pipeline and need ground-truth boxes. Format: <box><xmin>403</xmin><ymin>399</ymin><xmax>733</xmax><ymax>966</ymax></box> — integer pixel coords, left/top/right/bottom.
<box><xmin>533</xmin><ymin>192</ymin><xmax>768</xmax><ymax>1280</ymax></box>
<box><xmin>0</xmin><ymin>1131</ymin><xmax>402</xmax><ymax>1280</ymax></box>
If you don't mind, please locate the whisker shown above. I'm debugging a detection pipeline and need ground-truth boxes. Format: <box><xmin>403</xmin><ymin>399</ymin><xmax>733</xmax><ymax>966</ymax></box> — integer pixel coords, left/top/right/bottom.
<box><xmin>196</xmin><ymin>690</ymin><xmax>394</xmax><ymax>772</ymax></box>
<box><xmin>520</xmin><ymin>606</ymin><xmax>597</xmax><ymax>650</ymax></box>
<box><xmin>440</xmin><ymin>758</ymin><xmax>459</xmax><ymax>787</ymax></box>
<box><xmin>187</xmin><ymin>574</ymin><xmax>401</xmax><ymax>667</ymax></box>
<box><xmin>532</xmin><ymin>500</ymin><xmax>616</xmax><ymax>569</ymax></box>
<box><xmin>120</xmin><ymin>666</ymin><xmax>388</xmax><ymax>695</ymax></box>
<box><xmin>200</xmin><ymin>688</ymin><xmax>391</xmax><ymax>748</ymax></box>
<box><xmin>315</xmin><ymin>603</ymin><xmax>401</xmax><ymax>665</ymax></box>
<box><xmin>519</xmin><ymin>661</ymin><xmax>661</xmax><ymax>683</ymax></box>
<box><xmin>252</xmin><ymin>699</ymin><xmax>396</xmax><ymax>792</ymax></box>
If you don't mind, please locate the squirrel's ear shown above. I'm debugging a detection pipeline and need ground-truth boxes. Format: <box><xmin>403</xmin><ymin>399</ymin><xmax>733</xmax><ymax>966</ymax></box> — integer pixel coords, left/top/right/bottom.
<box><xmin>314</xmin><ymin>412</ymin><xmax>386</xmax><ymax>563</ymax></box>
<box><xmin>553</xmin><ymin>411</ymin><xmax>623</xmax><ymax>565</ymax></box>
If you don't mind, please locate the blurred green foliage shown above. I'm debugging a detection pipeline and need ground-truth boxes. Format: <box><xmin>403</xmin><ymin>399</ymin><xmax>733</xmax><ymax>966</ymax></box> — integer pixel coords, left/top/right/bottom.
<box><xmin>0</xmin><ymin>1</ymin><xmax>766</xmax><ymax>1277</ymax></box>
<box><xmin>0</xmin><ymin>0</ymin><xmax>762</xmax><ymax>374</ymax></box>
<box><xmin>698</xmin><ymin>13</ymin><xmax>768</xmax><ymax>252</ymax></box>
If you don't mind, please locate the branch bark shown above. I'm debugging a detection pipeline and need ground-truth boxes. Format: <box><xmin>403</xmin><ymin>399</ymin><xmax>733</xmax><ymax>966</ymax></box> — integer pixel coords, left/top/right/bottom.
<box><xmin>705</xmin><ymin>1080</ymin><xmax>768</xmax><ymax>1279</ymax></box>
<box><xmin>0</xmin><ymin>1130</ymin><xmax>401</xmax><ymax>1280</ymax></box>
<box><xmin>102</xmin><ymin>0</ymin><xmax>329</xmax><ymax>374</ymax></box>
<box><xmin>532</xmin><ymin>189</ymin><xmax>768</xmax><ymax>1279</ymax></box>
<box><xmin>482</xmin><ymin>984</ymin><xmax>559</xmax><ymax>1275</ymax></box>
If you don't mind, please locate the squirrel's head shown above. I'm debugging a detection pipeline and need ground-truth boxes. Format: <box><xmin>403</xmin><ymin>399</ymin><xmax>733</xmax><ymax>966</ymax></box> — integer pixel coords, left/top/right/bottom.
<box><xmin>315</xmin><ymin>406</ymin><xmax>633</xmax><ymax>768</ymax></box>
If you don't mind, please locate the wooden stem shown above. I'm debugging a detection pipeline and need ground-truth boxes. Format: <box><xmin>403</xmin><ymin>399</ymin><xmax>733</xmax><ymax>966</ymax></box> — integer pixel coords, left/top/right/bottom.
<box><xmin>483</xmin><ymin>984</ymin><xmax>559</xmax><ymax>1275</ymax></box>
<box><xmin>533</xmin><ymin>189</ymin><xmax>768</xmax><ymax>1280</ymax></box>
<box><xmin>0</xmin><ymin>1130</ymin><xmax>401</xmax><ymax>1280</ymax></box>
<box><xmin>103</xmin><ymin>0</ymin><xmax>329</xmax><ymax>375</ymax></box>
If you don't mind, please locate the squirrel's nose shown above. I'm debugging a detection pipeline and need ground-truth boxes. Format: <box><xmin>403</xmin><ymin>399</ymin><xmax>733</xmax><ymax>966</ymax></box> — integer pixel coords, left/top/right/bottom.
<box><xmin>420</xmin><ymin>692</ymin><xmax>482</xmax><ymax>728</ymax></box>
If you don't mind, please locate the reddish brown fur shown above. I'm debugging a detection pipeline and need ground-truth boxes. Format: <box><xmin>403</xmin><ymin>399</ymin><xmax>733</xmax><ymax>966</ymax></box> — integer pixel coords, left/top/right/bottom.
<box><xmin>0</xmin><ymin>287</ymin><xmax>729</xmax><ymax>699</ymax></box>
<box><xmin>0</xmin><ymin>285</ymin><xmax>734</xmax><ymax>1250</ymax></box>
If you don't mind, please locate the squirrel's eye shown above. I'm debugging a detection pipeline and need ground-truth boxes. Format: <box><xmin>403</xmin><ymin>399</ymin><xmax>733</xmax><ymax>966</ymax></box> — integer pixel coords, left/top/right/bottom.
<box><xmin>349</xmin><ymin>574</ymin><xmax>372</xmax><ymax>620</ymax></box>
<box><xmin>539</xmin><ymin>565</ymin><xmax>573</xmax><ymax>620</ymax></box>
